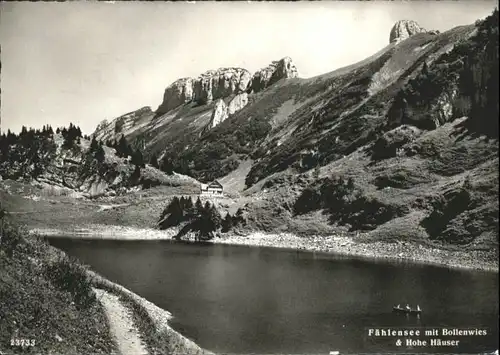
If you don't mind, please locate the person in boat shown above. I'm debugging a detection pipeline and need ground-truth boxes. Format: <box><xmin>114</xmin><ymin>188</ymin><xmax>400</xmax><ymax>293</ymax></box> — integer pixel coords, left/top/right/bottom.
<box><xmin>405</xmin><ymin>304</ymin><xmax>410</xmax><ymax>311</ymax></box>
<box><xmin>416</xmin><ymin>305</ymin><xmax>421</xmax><ymax>312</ymax></box>
<box><xmin>397</xmin><ymin>304</ymin><xmax>401</xmax><ymax>309</ymax></box>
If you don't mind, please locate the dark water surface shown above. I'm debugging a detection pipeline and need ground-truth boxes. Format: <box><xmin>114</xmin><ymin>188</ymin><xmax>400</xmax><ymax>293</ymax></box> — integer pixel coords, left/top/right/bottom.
<box><xmin>47</xmin><ymin>238</ymin><xmax>499</xmax><ymax>354</ymax></box>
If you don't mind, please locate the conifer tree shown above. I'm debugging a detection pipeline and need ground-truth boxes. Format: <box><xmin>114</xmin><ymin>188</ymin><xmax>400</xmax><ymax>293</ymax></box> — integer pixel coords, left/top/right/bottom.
<box><xmin>95</xmin><ymin>142</ymin><xmax>105</xmax><ymax>163</ymax></box>
<box><xmin>117</xmin><ymin>135</ymin><xmax>129</xmax><ymax>158</ymax></box>
<box><xmin>195</xmin><ymin>197</ymin><xmax>203</xmax><ymax>214</ymax></box>
<box><xmin>150</xmin><ymin>153</ymin><xmax>159</xmax><ymax>169</ymax></box>
<box><xmin>90</xmin><ymin>136</ymin><xmax>99</xmax><ymax>152</ymax></box>
<box><xmin>221</xmin><ymin>212</ymin><xmax>233</xmax><ymax>233</ymax></box>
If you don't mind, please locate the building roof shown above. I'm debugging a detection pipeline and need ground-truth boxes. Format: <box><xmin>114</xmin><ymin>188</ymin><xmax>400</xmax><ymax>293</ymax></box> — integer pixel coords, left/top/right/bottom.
<box><xmin>207</xmin><ymin>180</ymin><xmax>223</xmax><ymax>189</ymax></box>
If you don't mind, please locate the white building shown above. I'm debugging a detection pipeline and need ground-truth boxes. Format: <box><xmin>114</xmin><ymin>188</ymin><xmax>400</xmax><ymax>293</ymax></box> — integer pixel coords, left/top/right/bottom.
<box><xmin>200</xmin><ymin>180</ymin><xmax>223</xmax><ymax>196</ymax></box>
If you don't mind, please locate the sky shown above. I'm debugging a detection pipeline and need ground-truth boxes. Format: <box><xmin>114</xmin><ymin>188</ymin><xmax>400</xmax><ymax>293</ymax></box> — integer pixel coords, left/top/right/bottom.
<box><xmin>0</xmin><ymin>1</ymin><xmax>497</xmax><ymax>135</ymax></box>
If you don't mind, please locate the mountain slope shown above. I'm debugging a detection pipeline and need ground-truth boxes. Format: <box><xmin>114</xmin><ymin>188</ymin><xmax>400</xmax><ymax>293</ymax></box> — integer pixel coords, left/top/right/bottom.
<box><xmin>1</xmin><ymin>13</ymin><xmax>496</xmax><ymax>260</ymax></box>
<box><xmin>93</xmin><ymin>22</ymin><xmax>485</xmax><ymax>185</ymax></box>
<box><xmin>89</xmin><ymin>13</ymin><xmax>498</xmax><ymax>256</ymax></box>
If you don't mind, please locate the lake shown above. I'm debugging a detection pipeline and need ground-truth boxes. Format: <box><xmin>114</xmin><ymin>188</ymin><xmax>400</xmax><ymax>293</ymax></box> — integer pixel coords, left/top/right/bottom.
<box><xmin>47</xmin><ymin>238</ymin><xmax>499</xmax><ymax>354</ymax></box>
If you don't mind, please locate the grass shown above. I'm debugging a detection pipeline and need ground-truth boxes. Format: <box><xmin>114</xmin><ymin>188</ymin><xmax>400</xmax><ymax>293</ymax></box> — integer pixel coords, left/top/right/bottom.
<box><xmin>91</xmin><ymin>271</ymin><xmax>212</xmax><ymax>355</ymax></box>
<box><xmin>0</xmin><ymin>217</ymin><xmax>115</xmax><ymax>355</ymax></box>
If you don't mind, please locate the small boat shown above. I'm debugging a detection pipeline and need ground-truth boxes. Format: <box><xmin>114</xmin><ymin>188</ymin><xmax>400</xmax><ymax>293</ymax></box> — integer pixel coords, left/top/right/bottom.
<box><xmin>393</xmin><ymin>304</ymin><xmax>422</xmax><ymax>315</ymax></box>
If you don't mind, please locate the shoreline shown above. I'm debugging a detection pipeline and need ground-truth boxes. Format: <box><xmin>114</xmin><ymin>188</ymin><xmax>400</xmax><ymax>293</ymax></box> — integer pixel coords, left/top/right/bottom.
<box><xmin>90</xmin><ymin>269</ymin><xmax>213</xmax><ymax>355</ymax></box>
<box><xmin>31</xmin><ymin>224</ymin><xmax>499</xmax><ymax>273</ymax></box>
<box><xmin>26</xmin><ymin>227</ymin><xmax>212</xmax><ymax>355</ymax></box>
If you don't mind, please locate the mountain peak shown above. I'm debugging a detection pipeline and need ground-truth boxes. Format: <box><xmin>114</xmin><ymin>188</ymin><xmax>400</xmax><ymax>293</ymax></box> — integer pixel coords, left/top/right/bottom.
<box><xmin>249</xmin><ymin>56</ymin><xmax>298</xmax><ymax>93</ymax></box>
<box><xmin>389</xmin><ymin>20</ymin><xmax>427</xmax><ymax>43</ymax></box>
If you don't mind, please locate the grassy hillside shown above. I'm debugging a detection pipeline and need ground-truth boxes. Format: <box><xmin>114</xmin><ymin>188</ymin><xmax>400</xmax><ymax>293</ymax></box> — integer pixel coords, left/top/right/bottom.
<box><xmin>0</xmin><ymin>216</ymin><xmax>115</xmax><ymax>354</ymax></box>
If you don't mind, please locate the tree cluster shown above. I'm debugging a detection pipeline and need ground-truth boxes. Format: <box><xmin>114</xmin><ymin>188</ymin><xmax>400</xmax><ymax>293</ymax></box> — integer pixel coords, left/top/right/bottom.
<box><xmin>88</xmin><ymin>137</ymin><xmax>106</xmax><ymax>163</ymax></box>
<box><xmin>160</xmin><ymin>155</ymin><xmax>175</xmax><ymax>175</ymax></box>
<box><xmin>158</xmin><ymin>196</ymin><xmax>245</xmax><ymax>241</ymax></box>
<box><xmin>105</xmin><ymin>135</ymin><xmax>145</xmax><ymax>168</ymax></box>
<box><xmin>59</xmin><ymin>123</ymin><xmax>83</xmax><ymax>149</ymax></box>
<box><xmin>0</xmin><ymin>126</ymin><xmax>57</xmax><ymax>180</ymax></box>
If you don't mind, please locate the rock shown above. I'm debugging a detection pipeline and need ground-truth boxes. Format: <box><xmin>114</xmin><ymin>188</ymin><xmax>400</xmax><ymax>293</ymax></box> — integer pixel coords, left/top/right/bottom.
<box><xmin>156</xmin><ymin>68</ymin><xmax>251</xmax><ymax>116</ymax></box>
<box><xmin>204</xmin><ymin>93</ymin><xmax>249</xmax><ymax>132</ymax></box>
<box><xmin>94</xmin><ymin>119</ymin><xmax>109</xmax><ymax>137</ymax></box>
<box><xmin>154</xmin><ymin>58</ymin><xmax>298</xmax><ymax>116</ymax></box>
<box><xmin>431</xmin><ymin>83</ymin><xmax>459</xmax><ymax>127</ymax></box>
<box><xmin>156</xmin><ymin>78</ymin><xmax>194</xmax><ymax>115</ymax></box>
<box><xmin>208</xmin><ymin>99</ymin><xmax>229</xmax><ymax>130</ymax></box>
<box><xmin>193</xmin><ymin>68</ymin><xmax>251</xmax><ymax>105</ymax></box>
<box><xmin>94</xmin><ymin>106</ymin><xmax>153</xmax><ymax>142</ymax></box>
<box><xmin>372</xmin><ymin>125</ymin><xmax>422</xmax><ymax>160</ymax></box>
<box><xmin>227</xmin><ymin>93</ymin><xmax>249</xmax><ymax>115</ymax></box>
<box><xmin>389</xmin><ymin>20</ymin><xmax>427</xmax><ymax>43</ymax></box>
<box><xmin>250</xmin><ymin>57</ymin><xmax>298</xmax><ymax>93</ymax></box>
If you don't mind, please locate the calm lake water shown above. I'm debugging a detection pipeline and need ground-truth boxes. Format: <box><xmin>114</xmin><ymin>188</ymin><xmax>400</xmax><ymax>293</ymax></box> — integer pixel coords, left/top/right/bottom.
<box><xmin>47</xmin><ymin>238</ymin><xmax>499</xmax><ymax>354</ymax></box>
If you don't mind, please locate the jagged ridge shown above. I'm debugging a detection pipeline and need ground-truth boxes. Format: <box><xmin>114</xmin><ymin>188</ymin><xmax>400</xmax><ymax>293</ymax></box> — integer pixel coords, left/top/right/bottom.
<box><xmin>155</xmin><ymin>57</ymin><xmax>298</xmax><ymax>116</ymax></box>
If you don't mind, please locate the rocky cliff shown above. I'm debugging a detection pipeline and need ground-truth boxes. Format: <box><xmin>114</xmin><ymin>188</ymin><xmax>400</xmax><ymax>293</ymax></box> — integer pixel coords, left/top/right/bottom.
<box><xmin>193</xmin><ymin>68</ymin><xmax>251</xmax><ymax>106</ymax></box>
<box><xmin>156</xmin><ymin>78</ymin><xmax>194</xmax><ymax>116</ymax></box>
<box><xmin>155</xmin><ymin>57</ymin><xmax>298</xmax><ymax>116</ymax></box>
<box><xmin>389</xmin><ymin>20</ymin><xmax>427</xmax><ymax>43</ymax></box>
<box><xmin>207</xmin><ymin>99</ymin><xmax>229</xmax><ymax>131</ymax></box>
<box><xmin>249</xmin><ymin>57</ymin><xmax>299</xmax><ymax>93</ymax></box>
<box><xmin>156</xmin><ymin>68</ymin><xmax>251</xmax><ymax>116</ymax></box>
<box><xmin>204</xmin><ymin>93</ymin><xmax>250</xmax><ymax>132</ymax></box>
<box><xmin>94</xmin><ymin>106</ymin><xmax>153</xmax><ymax>142</ymax></box>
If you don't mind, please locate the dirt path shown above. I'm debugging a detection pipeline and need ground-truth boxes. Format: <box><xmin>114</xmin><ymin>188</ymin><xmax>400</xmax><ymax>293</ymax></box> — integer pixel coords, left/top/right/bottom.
<box><xmin>94</xmin><ymin>288</ymin><xmax>149</xmax><ymax>355</ymax></box>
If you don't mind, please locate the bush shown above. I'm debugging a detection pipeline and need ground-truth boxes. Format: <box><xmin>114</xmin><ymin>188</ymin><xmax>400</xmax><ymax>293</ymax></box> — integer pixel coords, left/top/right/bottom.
<box><xmin>293</xmin><ymin>176</ymin><xmax>355</xmax><ymax>216</ymax></box>
<box><xmin>336</xmin><ymin>195</ymin><xmax>408</xmax><ymax>231</ymax></box>
<box><xmin>293</xmin><ymin>187</ymin><xmax>322</xmax><ymax>215</ymax></box>
<box><xmin>44</xmin><ymin>256</ymin><xmax>96</xmax><ymax>309</ymax></box>
<box><xmin>420</xmin><ymin>187</ymin><xmax>473</xmax><ymax>243</ymax></box>
<box><xmin>371</xmin><ymin>126</ymin><xmax>420</xmax><ymax>161</ymax></box>
<box><xmin>293</xmin><ymin>175</ymin><xmax>406</xmax><ymax>231</ymax></box>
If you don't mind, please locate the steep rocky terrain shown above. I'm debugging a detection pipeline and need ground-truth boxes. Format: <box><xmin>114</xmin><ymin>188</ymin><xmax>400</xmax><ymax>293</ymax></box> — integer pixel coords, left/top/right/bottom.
<box><xmin>389</xmin><ymin>20</ymin><xmax>429</xmax><ymax>43</ymax></box>
<box><xmin>2</xmin><ymin>13</ymin><xmax>498</xmax><ymax>262</ymax></box>
<box><xmin>92</xmin><ymin>57</ymin><xmax>301</xmax><ymax>158</ymax></box>
<box><xmin>89</xmin><ymin>13</ymin><xmax>498</xmax><ymax>254</ymax></box>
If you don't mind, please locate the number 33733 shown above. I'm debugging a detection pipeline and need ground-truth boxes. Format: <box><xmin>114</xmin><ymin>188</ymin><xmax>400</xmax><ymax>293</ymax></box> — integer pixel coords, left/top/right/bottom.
<box><xmin>11</xmin><ymin>338</ymin><xmax>36</xmax><ymax>347</ymax></box>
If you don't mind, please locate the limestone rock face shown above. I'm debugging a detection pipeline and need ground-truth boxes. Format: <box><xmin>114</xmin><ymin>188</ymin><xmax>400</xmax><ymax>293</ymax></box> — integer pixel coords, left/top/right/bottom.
<box><xmin>208</xmin><ymin>99</ymin><xmax>229</xmax><ymax>130</ymax></box>
<box><xmin>193</xmin><ymin>68</ymin><xmax>251</xmax><ymax>105</ymax></box>
<box><xmin>389</xmin><ymin>20</ymin><xmax>427</xmax><ymax>43</ymax></box>
<box><xmin>204</xmin><ymin>93</ymin><xmax>249</xmax><ymax>133</ymax></box>
<box><xmin>228</xmin><ymin>93</ymin><xmax>249</xmax><ymax>115</ymax></box>
<box><xmin>94</xmin><ymin>106</ymin><xmax>153</xmax><ymax>141</ymax></box>
<box><xmin>155</xmin><ymin>58</ymin><xmax>298</xmax><ymax>116</ymax></box>
<box><xmin>156</xmin><ymin>78</ymin><xmax>194</xmax><ymax>115</ymax></box>
<box><xmin>156</xmin><ymin>69</ymin><xmax>251</xmax><ymax>116</ymax></box>
<box><xmin>250</xmin><ymin>57</ymin><xmax>299</xmax><ymax>93</ymax></box>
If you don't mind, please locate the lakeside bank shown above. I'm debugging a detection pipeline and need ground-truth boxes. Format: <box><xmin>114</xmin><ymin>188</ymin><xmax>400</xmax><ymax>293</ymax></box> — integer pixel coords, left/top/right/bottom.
<box><xmin>90</xmin><ymin>269</ymin><xmax>213</xmax><ymax>355</ymax></box>
<box><xmin>32</xmin><ymin>224</ymin><xmax>499</xmax><ymax>272</ymax></box>
<box><xmin>1</xmin><ymin>218</ymin><xmax>212</xmax><ymax>355</ymax></box>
